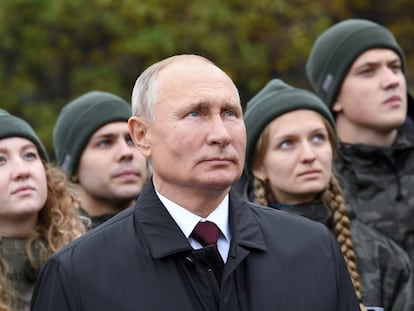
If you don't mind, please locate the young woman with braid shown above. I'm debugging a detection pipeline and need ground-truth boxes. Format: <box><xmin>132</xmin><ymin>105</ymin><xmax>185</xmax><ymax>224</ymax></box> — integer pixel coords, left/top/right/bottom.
<box><xmin>0</xmin><ymin>110</ymin><xmax>86</xmax><ymax>311</ymax></box>
<box><xmin>242</xmin><ymin>79</ymin><xmax>414</xmax><ymax>311</ymax></box>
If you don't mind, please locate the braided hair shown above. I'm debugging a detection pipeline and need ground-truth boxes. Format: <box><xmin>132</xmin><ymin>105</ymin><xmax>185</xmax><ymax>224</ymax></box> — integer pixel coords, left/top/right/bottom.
<box><xmin>251</xmin><ymin>117</ymin><xmax>366</xmax><ymax>309</ymax></box>
<box><xmin>321</xmin><ymin>175</ymin><xmax>363</xmax><ymax>302</ymax></box>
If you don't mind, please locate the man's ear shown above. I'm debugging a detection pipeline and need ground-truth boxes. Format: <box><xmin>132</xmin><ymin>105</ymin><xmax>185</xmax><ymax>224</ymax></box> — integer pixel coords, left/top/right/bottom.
<box><xmin>128</xmin><ymin>116</ymin><xmax>151</xmax><ymax>157</ymax></box>
<box><xmin>332</xmin><ymin>100</ymin><xmax>343</xmax><ymax>113</ymax></box>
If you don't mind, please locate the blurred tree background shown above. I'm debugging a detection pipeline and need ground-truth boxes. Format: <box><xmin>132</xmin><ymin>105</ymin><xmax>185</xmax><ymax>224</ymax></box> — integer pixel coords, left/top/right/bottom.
<box><xmin>1</xmin><ymin>0</ymin><xmax>413</xmax><ymax>156</ymax></box>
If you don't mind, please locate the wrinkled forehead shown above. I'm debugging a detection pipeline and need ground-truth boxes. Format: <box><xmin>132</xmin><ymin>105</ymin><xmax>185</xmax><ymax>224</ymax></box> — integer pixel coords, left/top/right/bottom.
<box><xmin>158</xmin><ymin>59</ymin><xmax>239</xmax><ymax>102</ymax></box>
<box><xmin>159</xmin><ymin>57</ymin><xmax>227</xmax><ymax>83</ymax></box>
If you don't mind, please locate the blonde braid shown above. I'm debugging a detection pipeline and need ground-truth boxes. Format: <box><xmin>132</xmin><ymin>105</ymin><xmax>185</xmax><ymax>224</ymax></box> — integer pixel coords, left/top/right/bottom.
<box><xmin>253</xmin><ymin>177</ymin><xmax>269</xmax><ymax>206</ymax></box>
<box><xmin>253</xmin><ymin>174</ymin><xmax>366</xmax><ymax>309</ymax></box>
<box><xmin>322</xmin><ymin>175</ymin><xmax>366</xmax><ymax>310</ymax></box>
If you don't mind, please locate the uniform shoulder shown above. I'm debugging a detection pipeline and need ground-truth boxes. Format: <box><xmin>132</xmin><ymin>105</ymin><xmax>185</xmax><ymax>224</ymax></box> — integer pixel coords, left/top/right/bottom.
<box><xmin>247</xmin><ymin>200</ymin><xmax>329</xmax><ymax>235</ymax></box>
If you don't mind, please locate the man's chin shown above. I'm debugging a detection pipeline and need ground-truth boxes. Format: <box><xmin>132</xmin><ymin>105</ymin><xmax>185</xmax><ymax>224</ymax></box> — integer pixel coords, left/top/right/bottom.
<box><xmin>200</xmin><ymin>176</ymin><xmax>240</xmax><ymax>191</ymax></box>
<box><xmin>113</xmin><ymin>188</ymin><xmax>141</xmax><ymax>200</ymax></box>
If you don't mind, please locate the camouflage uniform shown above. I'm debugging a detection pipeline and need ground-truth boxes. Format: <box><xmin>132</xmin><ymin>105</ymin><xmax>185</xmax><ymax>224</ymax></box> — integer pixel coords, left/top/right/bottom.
<box><xmin>78</xmin><ymin>206</ymin><xmax>114</xmax><ymax>230</ymax></box>
<box><xmin>351</xmin><ymin>220</ymin><xmax>414</xmax><ymax>310</ymax></box>
<box><xmin>0</xmin><ymin>237</ymin><xmax>38</xmax><ymax>311</ymax></box>
<box><xmin>267</xmin><ymin>200</ymin><xmax>414</xmax><ymax>310</ymax></box>
<box><xmin>335</xmin><ymin>131</ymin><xmax>414</xmax><ymax>268</ymax></box>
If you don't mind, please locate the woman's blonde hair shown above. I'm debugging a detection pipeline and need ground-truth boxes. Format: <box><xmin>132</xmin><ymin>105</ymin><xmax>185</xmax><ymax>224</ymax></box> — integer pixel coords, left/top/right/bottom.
<box><xmin>251</xmin><ymin>117</ymin><xmax>365</xmax><ymax>306</ymax></box>
<box><xmin>0</xmin><ymin>162</ymin><xmax>86</xmax><ymax>311</ymax></box>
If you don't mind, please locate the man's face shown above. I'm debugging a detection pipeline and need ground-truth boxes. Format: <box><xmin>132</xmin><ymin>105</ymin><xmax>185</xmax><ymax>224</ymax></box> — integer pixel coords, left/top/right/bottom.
<box><xmin>130</xmin><ymin>58</ymin><xmax>246</xmax><ymax>199</ymax></box>
<box><xmin>77</xmin><ymin>122</ymin><xmax>148</xmax><ymax>210</ymax></box>
<box><xmin>334</xmin><ymin>48</ymin><xmax>407</xmax><ymax>133</ymax></box>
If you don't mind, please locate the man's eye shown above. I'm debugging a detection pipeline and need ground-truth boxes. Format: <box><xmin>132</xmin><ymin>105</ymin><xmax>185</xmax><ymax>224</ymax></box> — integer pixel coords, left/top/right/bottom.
<box><xmin>360</xmin><ymin>68</ymin><xmax>373</xmax><ymax>75</ymax></box>
<box><xmin>188</xmin><ymin>111</ymin><xmax>200</xmax><ymax>117</ymax></box>
<box><xmin>97</xmin><ymin>140</ymin><xmax>111</xmax><ymax>147</ymax></box>
<box><xmin>127</xmin><ymin>137</ymin><xmax>134</xmax><ymax>145</ymax></box>
<box><xmin>390</xmin><ymin>64</ymin><xmax>402</xmax><ymax>72</ymax></box>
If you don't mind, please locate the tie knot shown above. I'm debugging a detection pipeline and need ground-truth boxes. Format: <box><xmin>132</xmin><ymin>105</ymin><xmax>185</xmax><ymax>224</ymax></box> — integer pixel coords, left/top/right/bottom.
<box><xmin>192</xmin><ymin>221</ymin><xmax>220</xmax><ymax>247</ymax></box>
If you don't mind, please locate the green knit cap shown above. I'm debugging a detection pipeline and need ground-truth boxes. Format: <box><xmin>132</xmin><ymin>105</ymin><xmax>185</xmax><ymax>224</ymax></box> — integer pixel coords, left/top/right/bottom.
<box><xmin>244</xmin><ymin>79</ymin><xmax>336</xmax><ymax>178</ymax></box>
<box><xmin>306</xmin><ymin>19</ymin><xmax>405</xmax><ymax>109</ymax></box>
<box><xmin>0</xmin><ymin>109</ymin><xmax>49</xmax><ymax>161</ymax></box>
<box><xmin>53</xmin><ymin>91</ymin><xmax>132</xmax><ymax>177</ymax></box>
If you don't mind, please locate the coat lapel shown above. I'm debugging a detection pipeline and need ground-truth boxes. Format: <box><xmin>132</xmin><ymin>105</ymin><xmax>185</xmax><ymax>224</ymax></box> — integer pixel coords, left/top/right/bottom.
<box><xmin>223</xmin><ymin>189</ymin><xmax>267</xmax><ymax>279</ymax></box>
<box><xmin>134</xmin><ymin>181</ymin><xmax>193</xmax><ymax>258</ymax></box>
<box><xmin>133</xmin><ymin>181</ymin><xmax>267</xmax><ymax>262</ymax></box>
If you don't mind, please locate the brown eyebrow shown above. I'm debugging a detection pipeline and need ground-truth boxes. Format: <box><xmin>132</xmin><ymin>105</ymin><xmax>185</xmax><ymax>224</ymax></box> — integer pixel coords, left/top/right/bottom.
<box><xmin>0</xmin><ymin>142</ymin><xmax>37</xmax><ymax>154</ymax></box>
<box><xmin>222</xmin><ymin>102</ymin><xmax>240</xmax><ymax>110</ymax></box>
<box><xmin>90</xmin><ymin>133</ymin><xmax>117</xmax><ymax>140</ymax></box>
<box><xmin>175</xmin><ymin>100</ymin><xmax>241</xmax><ymax>116</ymax></box>
<box><xmin>90</xmin><ymin>129</ymin><xmax>131</xmax><ymax>140</ymax></box>
<box><xmin>353</xmin><ymin>56</ymin><xmax>401</xmax><ymax>71</ymax></box>
<box><xmin>188</xmin><ymin>101</ymin><xmax>210</xmax><ymax>110</ymax></box>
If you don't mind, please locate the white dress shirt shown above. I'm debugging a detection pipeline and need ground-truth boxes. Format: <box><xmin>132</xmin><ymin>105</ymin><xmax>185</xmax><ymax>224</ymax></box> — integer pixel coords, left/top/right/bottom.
<box><xmin>156</xmin><ymin>191</ymin><xmax>231</xmax><ymax>262</ymax></box>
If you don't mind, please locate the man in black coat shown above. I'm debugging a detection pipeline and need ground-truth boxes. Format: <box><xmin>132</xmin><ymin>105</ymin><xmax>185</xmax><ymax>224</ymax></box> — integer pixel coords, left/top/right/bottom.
<box><xmin>30</xmin><ymin>54</ymin><xmax>360</xmax><ymax>311</ymax></box>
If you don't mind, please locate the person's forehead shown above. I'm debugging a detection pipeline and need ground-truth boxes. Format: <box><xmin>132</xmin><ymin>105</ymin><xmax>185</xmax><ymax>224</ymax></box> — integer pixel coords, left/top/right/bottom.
<box><xmin>0</xmin><ymin>136</ymin><xmax>36</xmax><ymax>148</ymax></box>
<box><xmin>158</xmin><ymin>60</ymin><xmax>236</xmax><ymax>98</ymax></box>
<box><xmin>91</xmin><ymin>121</ymin><xmax>129</xmax><ymax>138</ymax></box>
<box><xmin>160</xmin><ymin>58</ymin><xmax>221</xmax><ymax>81</ymax></box>
<box><xmin>270</xmin><ymin>110</ymin><xmax>326</xmax><ymax>130</ymax></box>
<box><xmin>352</xmin><ymin>48</ymin><xmax>400</xmax><ymax>67</ymax></box>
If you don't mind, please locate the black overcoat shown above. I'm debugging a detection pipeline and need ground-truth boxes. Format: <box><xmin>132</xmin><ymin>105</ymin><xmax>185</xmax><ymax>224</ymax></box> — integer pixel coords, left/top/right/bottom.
<box><xmin>31</xmin><ymin>181</ymin><xmax>360</xmax><ymax>311</ymax></box>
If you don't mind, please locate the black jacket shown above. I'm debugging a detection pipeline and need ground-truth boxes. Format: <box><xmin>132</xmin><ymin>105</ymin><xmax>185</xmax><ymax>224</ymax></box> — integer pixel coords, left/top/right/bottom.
<box><xmin>31</xmin><ymin>181</ymin><xmax>360</xmax><ymax>311</ymax></box>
